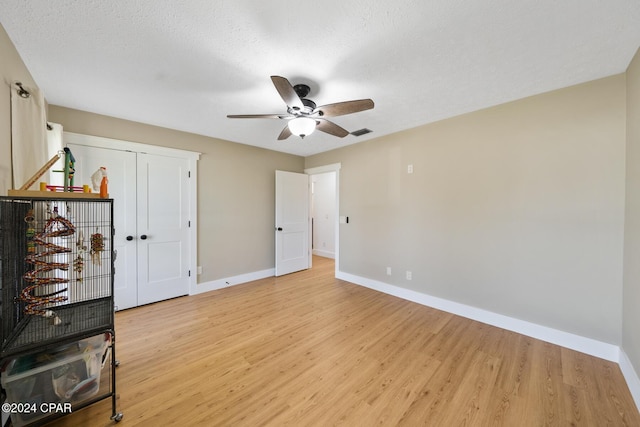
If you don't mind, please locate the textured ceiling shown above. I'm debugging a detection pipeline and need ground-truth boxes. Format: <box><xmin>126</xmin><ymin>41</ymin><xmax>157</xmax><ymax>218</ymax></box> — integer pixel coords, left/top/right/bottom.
<box><xmin>1</xmin><ymin>1</ymin><xmax>639</xmax><ymax>157</ymax></box>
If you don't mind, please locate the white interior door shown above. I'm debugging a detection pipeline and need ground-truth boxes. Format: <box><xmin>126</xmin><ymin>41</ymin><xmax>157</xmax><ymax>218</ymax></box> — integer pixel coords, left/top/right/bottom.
<box><xmin>137</xmin><ymin>153</ymin><xmax>190</xmax><ymax>305</ymax></box>
<box><xmin>275</xmin><ymin>170</ymin><xmax>310</xmax><ymax>276</ymax></box>
<box><xmin>67</xmin><ymin>143</ymin><xmax>138</xmax><ymax>310</ymax></box>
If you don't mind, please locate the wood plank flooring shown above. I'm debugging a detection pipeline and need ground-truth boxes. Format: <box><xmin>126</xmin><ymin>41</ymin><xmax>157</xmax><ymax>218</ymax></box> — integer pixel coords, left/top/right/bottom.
<box><xmin>46</xmin><ymin>256</ymin><xmax>640</xmax><ymax>426</ymax></box>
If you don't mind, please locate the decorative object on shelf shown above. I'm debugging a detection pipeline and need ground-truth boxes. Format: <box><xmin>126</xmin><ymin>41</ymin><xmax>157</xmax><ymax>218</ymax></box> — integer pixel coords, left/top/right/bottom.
<box><xmin>91</xmin><ymin>167</ymin><xmax>109</xmax><ymax>198</ymax></box>
<box><xmin>90</xmin><ymin>229</ymin><xmax>104</xmax><ymax>266</ymax></box>
<box><xmin>21</xmin><ymin>206</ymin><xmax>76</xmax><ymax>324</ymax></box>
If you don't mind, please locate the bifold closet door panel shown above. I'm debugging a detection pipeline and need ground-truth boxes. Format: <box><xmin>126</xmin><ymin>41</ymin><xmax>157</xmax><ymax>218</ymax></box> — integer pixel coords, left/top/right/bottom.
<box><xmin>136</xmin><ymin>153</ymin><xmax>190</xmax><ymax>306</ymax></box>
<box><xmin>68</xmin><ymin>143</ymin><xmax>138</xmax><ymax>310</ymax></box>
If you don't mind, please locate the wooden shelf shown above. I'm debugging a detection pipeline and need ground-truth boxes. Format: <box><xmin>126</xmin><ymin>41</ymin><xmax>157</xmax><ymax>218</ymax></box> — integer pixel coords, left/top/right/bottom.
<box><xmin>7</xmin><ymin>190</ymin><xmax>107</xmax><ymax>199</ymax></box>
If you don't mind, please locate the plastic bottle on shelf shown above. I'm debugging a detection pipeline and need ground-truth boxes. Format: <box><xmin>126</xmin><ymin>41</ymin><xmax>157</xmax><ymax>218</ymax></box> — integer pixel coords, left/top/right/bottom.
<box><xmin>100</xmin><ymin>175</ymin><xmax>108</xmax><ymax>198</ymax></box>
<box><xmin>91</xmin><ymin>167</ymin><xmax>108</xmax><ymax>198</ymax></box>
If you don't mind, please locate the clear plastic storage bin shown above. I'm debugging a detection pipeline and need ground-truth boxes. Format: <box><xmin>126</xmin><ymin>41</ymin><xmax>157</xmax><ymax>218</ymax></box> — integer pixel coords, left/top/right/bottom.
<box><xmin>1</xmin><ymin>333</ymin><xmax>110</xmax><ymax>426</ymax></box>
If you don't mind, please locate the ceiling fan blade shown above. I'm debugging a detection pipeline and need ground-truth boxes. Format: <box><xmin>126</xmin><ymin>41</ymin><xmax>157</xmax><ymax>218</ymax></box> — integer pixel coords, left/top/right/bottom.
<box><xmin>315</xmin><ymin>99</ymin><xmax>374</xmax><ymax>117</ymax></box>
<box><xmin>227</xmin><ymin>114</ymin><xmax>289</xmax><ymax>119</ymax></box>
<box><xmin>271</xmin><ymin>76</ymin><xmax>304</xmax><ymax>110</ymax></box>
<box><xmin>278</xmin><ymin>125</ymin><xmax>292</xmax><ymax>140</ymax></box>
<box><xmin>316</xmin><ymin>119</ymin><xmax>349</xmax><ymax>138</ymax></box>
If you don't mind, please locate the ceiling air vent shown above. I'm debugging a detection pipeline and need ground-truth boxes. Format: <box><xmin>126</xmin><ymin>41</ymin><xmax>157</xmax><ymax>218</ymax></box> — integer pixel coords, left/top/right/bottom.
<box><xmin>350</xmin><ymin>128</ymin><xmax>372</xmax><ymax>137</ymax></box>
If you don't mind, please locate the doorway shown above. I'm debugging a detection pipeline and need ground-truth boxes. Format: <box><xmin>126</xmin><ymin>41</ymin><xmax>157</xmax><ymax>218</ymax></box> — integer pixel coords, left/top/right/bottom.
<box><xmin>311</xmin><ymin>172</ymin><xmax>336</xmax><ymax>259</ymax></box>
<box><xmin>305</xmin><ymin>163</ymin><xmax>341</xmax><ymax>276</ymax></box>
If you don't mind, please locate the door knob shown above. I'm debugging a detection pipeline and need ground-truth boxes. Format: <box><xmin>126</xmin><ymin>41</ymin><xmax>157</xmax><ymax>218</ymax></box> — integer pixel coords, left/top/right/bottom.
<box><xmin>276</xmin><ymin>227</ymin><xmax>283</xmax><ymax>231</ymax></box>
<box><xmin>140</xmin><ymin>234</ymin><xmax>148</xmax><ymax>240</ymax></box>
<box><xmin>126</xmin><ymin>235</ymin><xmax>134</xmax><ymax>241</ymax></box>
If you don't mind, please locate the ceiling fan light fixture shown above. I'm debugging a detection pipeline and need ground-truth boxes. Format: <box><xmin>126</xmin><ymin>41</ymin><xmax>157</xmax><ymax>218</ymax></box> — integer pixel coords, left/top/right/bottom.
<box><xmin>288</xmin><ymin>117</ymin><xmax>316</xmax><ymax>138</ymax></box>
<box><xmin>229</xmin><ymin>76</ymin><xmax>373</xmax><ymax>140</ymax></box>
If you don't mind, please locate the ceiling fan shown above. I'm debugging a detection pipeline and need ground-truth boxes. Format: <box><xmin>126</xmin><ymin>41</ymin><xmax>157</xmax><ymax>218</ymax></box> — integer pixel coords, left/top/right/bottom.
<box><xmin>227</xmin><ymin>76</ymin><xmax>374</xmax><ymax>140</ymax></box>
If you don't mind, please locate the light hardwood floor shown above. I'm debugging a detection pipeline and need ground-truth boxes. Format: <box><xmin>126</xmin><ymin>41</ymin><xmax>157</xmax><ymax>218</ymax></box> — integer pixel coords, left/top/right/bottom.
<box><xmin>47</xmin><ymin>256</ymin><xmax>640</xmax><ymax>426</ymax></box>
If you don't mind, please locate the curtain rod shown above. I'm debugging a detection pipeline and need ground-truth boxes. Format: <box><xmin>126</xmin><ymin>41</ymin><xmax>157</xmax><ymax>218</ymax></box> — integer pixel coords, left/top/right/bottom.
<box><xmin>14</xmin><ymin>82</ymin><xmax>30</xmax><ymax>98</ymax></box>
<box><xmin>14</xmin><ymin>81</ymin><xmax>53</xmax><ymax>130</ymax></box>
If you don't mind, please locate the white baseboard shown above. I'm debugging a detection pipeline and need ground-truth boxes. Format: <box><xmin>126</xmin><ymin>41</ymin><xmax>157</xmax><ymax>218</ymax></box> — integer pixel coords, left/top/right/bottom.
<box><xmin>191</xmin><ymin>268</ymin><xmax>275</xmax><ymax>295</ymax></box>
<box><xmin>620</xmin><ymin>349</ymin><xmax>640</xmax><ymax>412</ymax></box>
<box><xmin>312</xmin><ymin>249</ymin><xmax>335</xmax><ymax>259</ymax></box>
<box><xmin>338</xmin><ymin>273</ymin><xmax>640</xmax><ymax>408</ymax></box>
<box><xmin>336</xmin><ymin>271</ymin><xmax>620</xmax><ymax>362</ymax></box>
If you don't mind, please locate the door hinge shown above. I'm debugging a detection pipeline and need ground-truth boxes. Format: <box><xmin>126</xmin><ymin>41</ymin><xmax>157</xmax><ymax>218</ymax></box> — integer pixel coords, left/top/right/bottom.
<box><xmin>188</xmin><ymin>171</ymin><xmax>191</xmax><ymax>178</ymax></box>
<box><xmin>188</xmin><ymin>270</ymin><xmax>191</xmax><ymax>277</ymax></box>
<box><xmin>188</xmin><ymin>220</ymin><xmax>191</xmax><ymax>227</ymax></box>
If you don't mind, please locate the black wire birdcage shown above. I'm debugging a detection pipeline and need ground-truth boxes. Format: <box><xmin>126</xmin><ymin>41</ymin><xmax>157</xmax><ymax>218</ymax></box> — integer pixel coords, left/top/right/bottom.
<box><xmin>0</xmin><ymin>196</ymin><xmax>114</xmax><ymax>358</ymax></box>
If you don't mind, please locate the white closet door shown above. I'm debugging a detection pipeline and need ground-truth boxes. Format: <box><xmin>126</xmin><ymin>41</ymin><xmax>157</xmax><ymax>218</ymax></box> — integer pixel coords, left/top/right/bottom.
<box><xmin>67</xmin><ymin>144</ymin><xmax>138</xmax><ymax>310</ymax></box>
<box><xmin>67</xmin><ymin>144</ymin><xmax>192</xmax><ymax>309</ymax></box>
<box><xmin>136</xmin><ymin>153</ymin><xmax>190</xmax><ymax>305</ymax></box>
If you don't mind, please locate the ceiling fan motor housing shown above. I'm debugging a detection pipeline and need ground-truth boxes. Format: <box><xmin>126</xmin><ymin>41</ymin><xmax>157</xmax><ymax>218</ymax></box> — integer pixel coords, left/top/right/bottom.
<box><xmin>301</xmin><ymin>98</ymin><xmax>316</xmax><ymax>112</ymax></box>
<box><xmin>286</xmin><ymin>84</ymin><xmax>315</xmax><ymax>114</ymax></box>
<box><xmin>289</xmin><ymin>97</ymin><xmax>316</xmax><ymax>115</ymax></box>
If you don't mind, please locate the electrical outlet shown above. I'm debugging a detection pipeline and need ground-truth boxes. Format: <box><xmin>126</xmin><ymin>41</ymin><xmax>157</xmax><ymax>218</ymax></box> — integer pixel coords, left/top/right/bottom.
<box><xmin>197</xmin><ymin>266</ymin><xmax>202</xmax><ymax>275</ymax></box>
<box><xmin>407</xmin><ymin>164</ymin><xmax>414</xmax><ymax>174</ymax></box>
<box><xmin>386</xmin><ymin>267</ymin><xmax>392</xmax><ymax>276</ymax></box>
<box><xmin>406</xmin><ymin>271</ymin><xmax>412</xmax><ymax>280</ymax></box>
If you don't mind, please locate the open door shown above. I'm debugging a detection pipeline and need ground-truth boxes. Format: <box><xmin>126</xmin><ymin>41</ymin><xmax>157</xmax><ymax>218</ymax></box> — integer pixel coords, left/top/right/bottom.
<box><xmin>275</xmin><ymin>170</ymin><xmax>310</xmax><ymax>276</ymax></box>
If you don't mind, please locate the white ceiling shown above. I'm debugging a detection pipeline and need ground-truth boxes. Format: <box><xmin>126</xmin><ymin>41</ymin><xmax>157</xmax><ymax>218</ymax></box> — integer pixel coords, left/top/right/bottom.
<box><xmin>1</xmin><ymin>1</ymin><xmax>639</xmax><ymax>157</ymax></box>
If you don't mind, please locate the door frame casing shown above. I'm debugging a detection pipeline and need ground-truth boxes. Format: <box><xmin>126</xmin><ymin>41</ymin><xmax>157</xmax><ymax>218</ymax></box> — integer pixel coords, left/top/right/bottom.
<box><xmin>63</xmin><ymin>131</ymin><xmax>201</xmax><ymax>296</ymax></box>
<box><xmin>304</xmin><ymin>163</ymin><xmax>341</xmax><ymax>276</ymax></box>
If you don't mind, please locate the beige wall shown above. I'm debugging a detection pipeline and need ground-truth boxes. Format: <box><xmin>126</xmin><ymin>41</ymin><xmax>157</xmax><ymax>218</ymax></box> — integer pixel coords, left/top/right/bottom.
<box><xmin>0</xmin><ymin>24</ymin><xmax>39</xmax><ymax>194</ymax></box>
<box><xmin>3</xmin><ymin>20</ymin><xmax>637</xmax><ymax>351</ymax></box>
<box><xmin>307</xmin><ymin>75</ymin><xmax>627</xmax><ymax>344</ymax></box>
<box><xmin>2</xmin><ymin>23</ymin><xmax>306</xmax><ymax>283</ymax></box>
<box><xmin>48</xmin><ymin>106</ymin><xmax>305</xmax><ymax>283</ymax></box>
<box><xmin>624</xmin><ymin>48</ymin><xmax>640</xmax><ymax>375</ymax></box>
